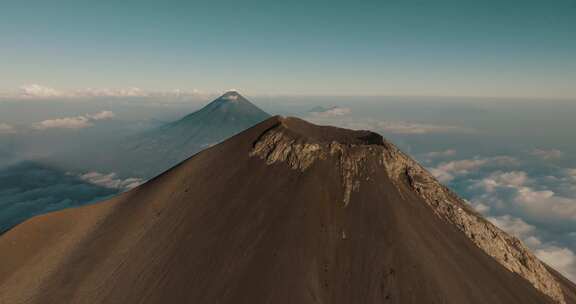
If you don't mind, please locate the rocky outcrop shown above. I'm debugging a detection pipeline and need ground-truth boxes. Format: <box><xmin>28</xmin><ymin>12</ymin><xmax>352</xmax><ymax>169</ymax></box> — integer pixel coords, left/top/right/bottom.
<box><xmin>250</xmin><ymin>127</ymin><xmax>324</xmax><ymax>171</ymax></box>
<box><xmin>249</xmin><ymin>118</ymin><xmax>566</xmax><ymax>303</ymax></box>
<box><xmin>250</xmin><ymin>121</ymin><xmax>380</xmax><ymax>206</ymax></box>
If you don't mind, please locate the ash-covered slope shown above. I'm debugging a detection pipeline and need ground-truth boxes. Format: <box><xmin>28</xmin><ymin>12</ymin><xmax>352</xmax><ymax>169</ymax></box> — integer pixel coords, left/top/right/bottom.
<box><xmin>0</xmin><ymin>116</ymin><xmax>574</xmax><ymax>304</ymax></box>
<box><xmin>124</xmin><ymin>90</ymin><xmax>270</xmax><ymax>178</ymax></box>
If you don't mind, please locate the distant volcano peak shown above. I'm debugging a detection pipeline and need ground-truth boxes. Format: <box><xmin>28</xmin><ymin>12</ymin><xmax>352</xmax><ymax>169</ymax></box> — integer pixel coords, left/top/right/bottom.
<box><xmin>119</xmin><ymin>90</ymin><xmax>270</xmax><ymax>178</ymax></box>
<box><xmin>219</xmin><ymin>90</ymin><xmax>243</xmax><ymax>101</ymax></box>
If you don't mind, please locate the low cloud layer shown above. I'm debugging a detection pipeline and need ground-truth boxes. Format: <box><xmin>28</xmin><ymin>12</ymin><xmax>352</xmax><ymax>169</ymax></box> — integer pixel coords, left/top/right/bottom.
<box><xmin>33</xmin><ymin>111</ymin><xmax>115</xmax><ymax>130</ymax></box>
<box><xmin>6</xmin><ymin>84</ymin><xmax>208</xmax><ymax>99</ymax></box>
<box><xmin>34</xmin><ymin>116</ymin><xmax>92</xmax><ymax>130</ymax></box>
<box><xmin>18</xmin><ymin>84</ymin><xmax>63</xmax><ymax>98</ymax></box>
<box><xmin>430</xmin><ymin>156</ymin><xmax>576</xmax><ymax>281</ymax></box>
<box><xmin>419</xmin><ymin>146</ymin><xmax>576</xmax><ymax>281</ymax></box>
<box><xmin>375</xmin><ymin>121</ymin><xmax>469</xmax><ymax>135</ymax></box>
<box><xmin>306</xmin><ymin>116</ymin><xmax>471</xmax><ymax>135</ymax></box>
<box><xmin>309</xmin><ymin>106</ymin><xmax>352</xmax><ymax>117</ymax></box>
<box><xmin>86</xmin><ymin>110</ymin><xmax>115</xmax><ymax>120</ymax></box>
<box><xmin>0</xmin><ymin>161</ymin><xmax>119</xmax><ymax>233</ymax></box>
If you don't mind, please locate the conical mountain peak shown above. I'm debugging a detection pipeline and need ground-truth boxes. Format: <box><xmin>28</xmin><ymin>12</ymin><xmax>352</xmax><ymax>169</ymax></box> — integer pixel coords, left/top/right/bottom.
<box><xmin>0</xmin><ymin>116</ymin><xmax>573</xmax><ymax>304</ymax></box>
<box><xmin>119</xmin><ymin>90</ymin><xmax>270</xmax><ymax>178</ymax></box>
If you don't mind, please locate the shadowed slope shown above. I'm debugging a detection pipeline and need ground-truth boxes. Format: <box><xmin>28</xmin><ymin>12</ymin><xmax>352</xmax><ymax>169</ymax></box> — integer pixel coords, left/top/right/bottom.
<box><xmin>0</xmin><ymin>116</ymin><xmax>573</xmax><ymax>304</ymax></box>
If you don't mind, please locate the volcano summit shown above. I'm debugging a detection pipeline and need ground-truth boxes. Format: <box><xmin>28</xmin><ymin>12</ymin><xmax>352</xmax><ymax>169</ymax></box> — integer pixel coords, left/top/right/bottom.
<box><xmin>0</xmin><ymin>116</ymin><xmax>574</xmax><ymax>303</ymax></box>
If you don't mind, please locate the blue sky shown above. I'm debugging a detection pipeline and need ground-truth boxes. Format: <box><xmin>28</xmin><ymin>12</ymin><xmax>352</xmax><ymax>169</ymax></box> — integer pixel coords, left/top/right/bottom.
<box><xmin>1</xmin><ymin>0</ymin><xmax>575</xmax><ymax>97</ymax></box>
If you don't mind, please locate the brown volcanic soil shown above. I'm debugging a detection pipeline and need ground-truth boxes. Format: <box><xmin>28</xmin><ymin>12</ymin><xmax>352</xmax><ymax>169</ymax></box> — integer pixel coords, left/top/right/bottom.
<box><xmin>0</xmin><ymin>116</ymin><xmax>574</xmax><ymax>304</ymax></box>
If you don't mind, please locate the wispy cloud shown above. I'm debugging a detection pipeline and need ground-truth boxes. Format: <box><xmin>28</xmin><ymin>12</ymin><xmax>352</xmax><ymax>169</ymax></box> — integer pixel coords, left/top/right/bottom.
<box><xmin>34</xmin><ymin>116</ymin><xmax>92</xmax><ymax>130</ymax></box>
<box><xmin>473</xmin><ymin>171</ymin><xmax>529</xmax><ymax>192</ymax></box>
<box><xmin>0</xmin><ymin>123</ymin><xmax>16</xmax><ymax>134</ymax></box>
<box><xmin>76</xmin><ymin>171</ymin><xmax>144</xmax><ymax>191</ymax></box>
<box><xmin>86</xmin><ymin>110</ymin><xmax>115</xmax><ymax>120</ymax></box>
<box><xmin>18</xmin><ymin>84</ymin><xmax>64</xmax><ymax>98</ymax></box>
<box><xmin>424</xmin><ymin>149</ymin><xmax>457</xmax><ymax>158</ymax></box>
<box><xmin>428</xmin><ymin>156</ymin><xmax>517</xmax><ymax>183</ymax></box>
<box><xmin>306</xmin><ymin>115</ymin><xmax>471</xmax><ymax>135</ymax></box>
<box><xmin>309</xmin><ymin>106</ymin><xmax>352</xmax><ymax>117</ymax></box>
<box><xmin>375</xmin><ymin>121</ymin><xmax>468</xmax><ymax>135</ymax></box>
<box><xmin>3</xmin><ymin>84</ymin><xmax>208</xmax><ymax>100</ymax></box>
<box><xmin>530</xmin><ymin>148</ymin><xmax>563</xmax><ymax>160</ymax></box>
<box><xmin>33</xmin><ymin>110</ymin><xmax>115</xmax><ymax>130</ymax></box>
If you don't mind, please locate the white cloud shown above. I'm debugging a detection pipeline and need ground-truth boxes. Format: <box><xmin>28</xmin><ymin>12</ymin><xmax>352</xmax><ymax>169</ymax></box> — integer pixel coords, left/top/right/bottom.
<box><xmin>530</xmin><ymin>148</ymin><xmax>563</xmax><ymax>160</ymax></box>
<box><xmin>523</xmin><ymin>236</ymin><xmax>543</xmax><ymax>248</ymax></box>
<box><xmin>488</xmin><ymin>215</ymin><xmax>535</xmax><ymax>238</ymax></box>
<box><xmin>424</xmin><ymin>149</ymin><xmax>457</xmax><ymax>158</ymax></box>
<box><xmin>429</xmin><ymin>156</ymin><xmax>517</xmax><ymax>183</ymax></box>
<box><xmin>535</xmin><ymin>246</ymin><xmax>576</xmax><ymax>281</ymax></box>
<box><xmin>375</xmin><ymin>121</ymin><xmax>468</xmax><ymax>135</ymax></box>
<box><xmin>470</xmin><ymin>170</ymin><xmax>576</xmax><ymax>222</ymax></box>
<box><xmin>76</xmin><ymin>87</ymin><xmax>209</xmax><ymax>99</ymax></box>
<box><xmin>3</xmin><ymin>84</ymin><xmax>208</xmax><ymax>100</ymax></box>
<box><xmin>566</xmin><ymin>168</ymin><xmax>576</xmax><ymax>181</ymax></box>
<box><xmin>34</xmin><ymin>116</ymin><xmax>92</xmax><ymax>130</ymax></box>
<box><xmin>310</xmin><ymin>106</ymin><xmax>352</xmax><ymax>117</ymax></box>
<box><xmin>455</xmin><ymin>164</ymin><xmax>576</xmax><ymax>281</ymax></box>
<box><xmin>473</xmin><ymin>202</ymin><xmax>491</xmax><ymax>214</ymax></box>
<box><xmin>474</xmin><ymin>171</ymin><xmax>529</xmax><ymax>192</ymax></box>
<box><xmin>19</xmin><ymin>84</ymin><xmax>64</xmax><ymax>98</ymax></box>
<box><xmin>429</xmin><ymin>168</ymin><xmax>456</xmax><ymax>183</ymax></box>
<box><xmin>513</xmin><ymin>187</ymin><xmax>576</xmax><ymax>221</ymax></box>
<box><xmin>0</xmin><ymin>123</ymin><xmax>16</xmax><ymax>134</ymax></box>
<box><xmin>306</xmin><ymin>115</ymin><xmax>471</xmax><ymax>135</ymax></box>
<box><xmin>86</xmin><ymin>110</ymin><xmax>115</xmax><ymax>120</ymax></box>
<box><xmin>77</xmin><ymin>172</ymin><xmax>144</xmax><ymax>191</ymax></box>
<box><xmin>78</xmin><ymin>87</ymin><xmax>147</xmax><ymax>97</ymax></box>
<box><xmin>487</xmin><ymin>214</ymin><xmax>576</xmax><ymax>281</ymax></box>
<box><xmin>33</xmin><ymin>110</ymin><xmax>115</xmax><ymax>130</ymax></box>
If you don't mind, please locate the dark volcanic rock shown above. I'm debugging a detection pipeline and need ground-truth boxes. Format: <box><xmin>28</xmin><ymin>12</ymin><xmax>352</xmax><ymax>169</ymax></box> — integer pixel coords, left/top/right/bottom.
<box><xmin>0</xmin><ymin>116</ymin><xmax>573</xmax><ymax>304</ymax></box>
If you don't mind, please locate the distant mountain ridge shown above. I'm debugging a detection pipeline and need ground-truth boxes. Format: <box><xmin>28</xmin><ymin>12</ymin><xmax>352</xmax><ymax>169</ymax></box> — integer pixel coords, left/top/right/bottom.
<box><xmin>124</xmin><ymin>91</ymin><xmax>270</xmax><ymax>178</ymax></box>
